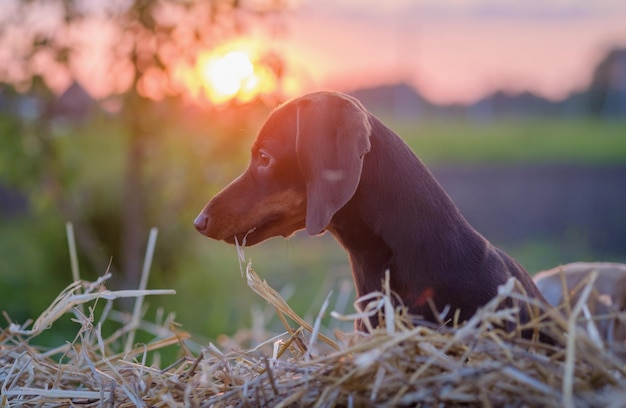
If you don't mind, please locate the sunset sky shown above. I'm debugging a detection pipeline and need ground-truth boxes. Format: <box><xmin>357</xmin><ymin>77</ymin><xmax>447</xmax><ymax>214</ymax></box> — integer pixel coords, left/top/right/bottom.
<box><xmin>3</xmin><ymin>0</ymin><xmax>625</xmax><ymax>105</ymax></box>
<box><xmin>274</xmin><ymin>0</ymin><xmax>626</xmax><ymax>103</ymax></box>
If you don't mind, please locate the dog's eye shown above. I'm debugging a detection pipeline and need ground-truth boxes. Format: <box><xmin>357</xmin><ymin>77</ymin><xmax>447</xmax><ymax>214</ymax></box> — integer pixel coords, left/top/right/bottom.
<box><xmin>258</xmin><ymin>151</ymin><xmax>272</xmax><ymax>167</ymax></box>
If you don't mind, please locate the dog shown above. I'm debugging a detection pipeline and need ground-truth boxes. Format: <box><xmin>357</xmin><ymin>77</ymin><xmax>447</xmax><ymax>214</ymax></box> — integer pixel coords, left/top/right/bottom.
<box><xmin>194</xmin><ymin>91</ymin><xmax>552</xmax><ymax>336</ymax></box>
<box><xmin>534</xmin><ymin>262</ymin><xmax>626</xmax><ymax>351</ymax></box>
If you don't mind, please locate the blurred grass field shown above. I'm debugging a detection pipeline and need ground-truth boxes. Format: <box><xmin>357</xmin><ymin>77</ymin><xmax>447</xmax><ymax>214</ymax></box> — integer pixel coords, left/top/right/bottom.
<box><xmin>388</xmin><ymin>117</ymin><xmax>626</xmax><ymax>165</ymax></box>
<box><xmin>1</xmin><ymin>116</ymin><xmax>626</xmax><ymax>341</ymax></box>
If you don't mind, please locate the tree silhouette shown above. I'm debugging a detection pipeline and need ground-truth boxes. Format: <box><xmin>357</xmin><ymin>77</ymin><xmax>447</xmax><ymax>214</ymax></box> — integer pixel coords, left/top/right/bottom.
<box><xmin>0</xmin><ymin>0</ymin><xmax>286</xmax><ymax>290</ymax></box>
<box><xmin>587</xmin><ymin>48</ymin><xmax>626</xmax><ymax>118</ymax></box>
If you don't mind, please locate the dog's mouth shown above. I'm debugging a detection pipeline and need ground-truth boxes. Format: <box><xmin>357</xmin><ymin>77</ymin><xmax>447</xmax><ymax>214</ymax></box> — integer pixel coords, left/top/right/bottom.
<box><xmin>225</xmin><ymin>215</ymin><xmax>304</xmax><ymax>246</ymax></box>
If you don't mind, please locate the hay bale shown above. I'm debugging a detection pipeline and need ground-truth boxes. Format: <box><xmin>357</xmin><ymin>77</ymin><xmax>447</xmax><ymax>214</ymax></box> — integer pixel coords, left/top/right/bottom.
<box><xmin>534</xmin><ymin>262</ymin><xmax>626</xmax><ymax>356</ymax></box>
<box><xmin>2</xmin><ymin>259</ymin><xmax>626</xmax><ymax>407</ymax></box>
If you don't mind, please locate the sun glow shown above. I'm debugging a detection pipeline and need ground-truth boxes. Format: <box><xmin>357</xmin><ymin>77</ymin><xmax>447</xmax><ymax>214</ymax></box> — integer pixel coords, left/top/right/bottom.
<box><xmin>199</xmin><ymin>50</ymin><xmax>256</xmax><ymax>103</ymax></box>
<box><xmin>172</xmin><ymin>39</ymin><xmax>299</xmax><ymax>107</ymax></box>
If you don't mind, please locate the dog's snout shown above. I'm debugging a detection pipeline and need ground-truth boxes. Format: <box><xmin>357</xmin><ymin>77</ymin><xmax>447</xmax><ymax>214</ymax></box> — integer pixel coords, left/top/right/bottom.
<box><xmin>194</xmin><ymin>213</ymin><xmax>209</xmax><ymax>233</ymax></box>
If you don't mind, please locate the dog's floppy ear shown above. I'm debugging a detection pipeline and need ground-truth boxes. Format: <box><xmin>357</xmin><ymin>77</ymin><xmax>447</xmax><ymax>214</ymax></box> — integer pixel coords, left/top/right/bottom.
<box><xmin>296</xmin><ymin>94</ymin><xmax>372</xmax><ymax>235</ymax></box>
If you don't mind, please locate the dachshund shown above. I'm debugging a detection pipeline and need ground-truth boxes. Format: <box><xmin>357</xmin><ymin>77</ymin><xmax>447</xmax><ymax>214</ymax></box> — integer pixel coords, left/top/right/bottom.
<box><xmin>194</xmin><ymin>91</ymin><xmax>552</xmax><ymax>338</ymax></box>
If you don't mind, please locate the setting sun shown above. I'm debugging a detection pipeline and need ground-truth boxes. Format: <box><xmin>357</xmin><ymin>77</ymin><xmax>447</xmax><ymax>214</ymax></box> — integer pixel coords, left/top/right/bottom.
<box><xmin>198</xmin><ymin>50</ymin><xmax>258</xmax><ymax>104</ymax></box>
<box><xmin>170</xmin><ymin>38</ymin><xmax>303</xmax><ymax>107</ymax></box>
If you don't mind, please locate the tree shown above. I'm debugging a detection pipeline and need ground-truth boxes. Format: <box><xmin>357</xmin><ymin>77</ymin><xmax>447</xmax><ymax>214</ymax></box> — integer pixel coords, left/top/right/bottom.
<box><xmin>0</xmin><ymin>0</ymin><xmax>286</xmax><ymax>291</ymax></box>
<box><xmin>587</xmin><ymin>47</ymin><xmax>626</xmax><ymax>118</ymax></box>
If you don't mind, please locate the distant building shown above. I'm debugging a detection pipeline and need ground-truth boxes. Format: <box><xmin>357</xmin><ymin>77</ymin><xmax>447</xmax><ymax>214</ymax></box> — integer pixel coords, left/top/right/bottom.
<box><xmin>50</xmin><ymin>82</ymin><xmax>95</xmax><ymax>123</ymax></box>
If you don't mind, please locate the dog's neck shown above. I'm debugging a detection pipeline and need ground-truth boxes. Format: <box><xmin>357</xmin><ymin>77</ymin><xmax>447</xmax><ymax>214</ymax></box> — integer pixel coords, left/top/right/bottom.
<box><xmin>327</xmin><ymin>116</ymin><xmax>490</xmax><ymax>318</ymax></box>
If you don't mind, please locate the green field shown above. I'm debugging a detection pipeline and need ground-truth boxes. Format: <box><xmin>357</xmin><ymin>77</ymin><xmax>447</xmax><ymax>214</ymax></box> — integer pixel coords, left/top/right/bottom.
<box><xmin>387</xmin><ymin>118</ymin><xmax>626</xmax><ymax>165</ymax></box>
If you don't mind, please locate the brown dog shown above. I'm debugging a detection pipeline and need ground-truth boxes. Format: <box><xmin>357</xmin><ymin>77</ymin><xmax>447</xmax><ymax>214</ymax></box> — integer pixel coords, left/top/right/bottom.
<box><xmin>195</xmin><ymin>91</ymin><xmax>551</xmax><ymax>334</ymax></box>
<box><xmin>534</xmin><ymin>262</ymin><xmax>626</xmax><ymax>350</ymax></box>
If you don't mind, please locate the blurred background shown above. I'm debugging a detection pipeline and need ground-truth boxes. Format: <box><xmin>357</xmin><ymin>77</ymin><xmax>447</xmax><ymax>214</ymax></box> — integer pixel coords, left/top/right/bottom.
<box><xmin>1</xmin><ymin>0</ymin><xmax>625</xmax><ymax>344</ymax></box>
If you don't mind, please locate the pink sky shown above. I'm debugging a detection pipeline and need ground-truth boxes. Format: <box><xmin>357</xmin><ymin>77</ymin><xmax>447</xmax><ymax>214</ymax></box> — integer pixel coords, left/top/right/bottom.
<box><xmin>273</xmin><ymin>0</ymin><xmax>626</xmax><ymax>103</ymax></box>
<box><xmin>2</xmin><ymin>0</ymin><xmax>625</xmax><ymax>105</ymax></box>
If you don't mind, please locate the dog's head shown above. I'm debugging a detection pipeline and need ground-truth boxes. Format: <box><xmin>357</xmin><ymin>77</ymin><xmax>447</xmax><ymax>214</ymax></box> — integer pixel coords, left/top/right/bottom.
<box><xmin>194</xmin><ymin>91</ymin><xmax>372</xmax><ymax>246</ymax></box>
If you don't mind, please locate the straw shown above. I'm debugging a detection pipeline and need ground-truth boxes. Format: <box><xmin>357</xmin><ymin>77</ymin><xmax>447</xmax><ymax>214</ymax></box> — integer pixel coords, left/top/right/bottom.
<box><xmin>125</xmin><ymin>227</ymin><xmax>159</xmax><ymax>352</ymax></box>
<box><xmin>2</xmin><ymin>233</ymin><xmax>626</xmax><ymax>406</ymax></box>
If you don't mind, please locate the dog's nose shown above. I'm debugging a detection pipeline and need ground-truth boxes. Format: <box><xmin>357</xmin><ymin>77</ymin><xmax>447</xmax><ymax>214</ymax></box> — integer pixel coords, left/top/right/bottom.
<box><xmin>194</xmin><ymin>213</ymin><xmax>209</xmax><ymax>233</ymax></box>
